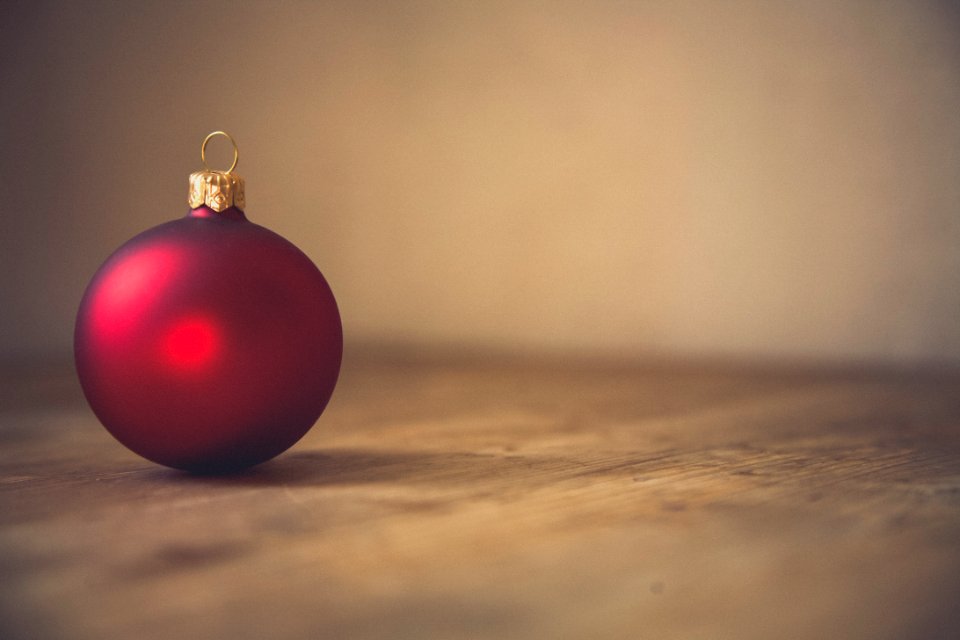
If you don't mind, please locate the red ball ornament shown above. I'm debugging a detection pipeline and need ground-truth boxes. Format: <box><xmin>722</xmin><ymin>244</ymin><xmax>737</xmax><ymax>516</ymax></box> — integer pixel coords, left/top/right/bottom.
<box><xmin>75</xmin><ymin>132</ymin><xmax>342</xmax><ymax>472</ymax></box>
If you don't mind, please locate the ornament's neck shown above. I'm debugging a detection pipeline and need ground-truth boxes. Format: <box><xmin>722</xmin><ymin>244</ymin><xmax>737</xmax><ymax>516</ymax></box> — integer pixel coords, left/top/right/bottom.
<box><xmin>189</xmin><ymin>206</ymin><xmax>248</xmax><ymax>222</ymax></box>
<box><xmin>188</xmin><ymin>132</ymin><xmax>246</xmax><ymax>214</ymax></box>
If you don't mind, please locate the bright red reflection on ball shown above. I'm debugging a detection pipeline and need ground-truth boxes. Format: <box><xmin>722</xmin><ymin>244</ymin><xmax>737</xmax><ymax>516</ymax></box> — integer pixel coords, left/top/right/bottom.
<box><xmin>161</xmin><ymin>316</ymin><xmax>220</xmax><ymax>370</ymax></box>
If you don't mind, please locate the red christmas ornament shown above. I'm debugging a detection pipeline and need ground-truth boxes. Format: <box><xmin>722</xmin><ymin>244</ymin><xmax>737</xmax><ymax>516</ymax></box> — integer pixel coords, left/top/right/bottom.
<box><xmin>75</xmin><ymin>132</ymin><xmax>342</xmax><ymax>472</ymax></box>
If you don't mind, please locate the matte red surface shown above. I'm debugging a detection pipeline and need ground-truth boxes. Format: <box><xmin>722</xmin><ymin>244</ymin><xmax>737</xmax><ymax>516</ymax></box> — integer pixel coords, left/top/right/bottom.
<box><xmin>75</xmin><ymin>207</ymin><xmax>342</xmax><ymax>472</ymax></box>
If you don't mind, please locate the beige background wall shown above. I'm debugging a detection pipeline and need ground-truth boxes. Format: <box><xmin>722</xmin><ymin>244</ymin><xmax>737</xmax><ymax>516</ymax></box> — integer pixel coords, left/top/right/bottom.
<box><xmin>1</xmin><ymin>0</ymin><xmax>959</xmax><ymax>364</ymax></box>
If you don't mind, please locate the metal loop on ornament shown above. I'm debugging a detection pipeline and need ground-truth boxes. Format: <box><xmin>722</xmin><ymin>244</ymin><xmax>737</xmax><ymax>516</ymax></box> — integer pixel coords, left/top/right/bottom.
<box><xmin>200</xmin><ymin>131</ymin><xmax>239</xmax><ymax>174</ymax></box>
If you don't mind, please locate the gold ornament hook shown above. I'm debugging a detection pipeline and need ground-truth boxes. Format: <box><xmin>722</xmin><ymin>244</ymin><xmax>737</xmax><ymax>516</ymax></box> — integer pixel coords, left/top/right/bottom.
<box><xmin>200</xmin><ymin>131</ymin><xmax>239</xmax><ymax>174</ymax></box>
<box><xmin>190</xmin><ymin>131</ymin><xmax>245</xmax><ymax>211</ymax></box>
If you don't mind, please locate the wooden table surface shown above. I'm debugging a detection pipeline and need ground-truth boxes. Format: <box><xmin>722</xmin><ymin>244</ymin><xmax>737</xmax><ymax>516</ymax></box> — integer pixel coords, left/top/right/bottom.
<box><xmin>1</xmin><ymin>350</ymin><xmax>959</xmax><ymax>640</ymax></box>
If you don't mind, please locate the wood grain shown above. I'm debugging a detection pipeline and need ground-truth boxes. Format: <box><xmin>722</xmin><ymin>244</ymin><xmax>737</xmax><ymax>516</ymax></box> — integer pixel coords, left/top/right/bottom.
<box><xmin>1</xmin><ymin>351</ymin><xmax>959</xmax><ymax>639</ymax></box>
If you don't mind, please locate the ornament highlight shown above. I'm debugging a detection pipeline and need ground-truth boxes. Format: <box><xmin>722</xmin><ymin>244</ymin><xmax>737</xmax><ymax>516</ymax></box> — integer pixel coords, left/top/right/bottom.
<box><xmin>75</xmin><ymin>132</ymin><xmax>342</xmax><ymax>472</ymax></box>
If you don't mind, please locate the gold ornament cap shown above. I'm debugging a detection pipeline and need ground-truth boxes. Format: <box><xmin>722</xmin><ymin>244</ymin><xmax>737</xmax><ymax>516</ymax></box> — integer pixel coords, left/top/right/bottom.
<box><xmin>188</xmin><ymin>131</ymin><xmax>246</xmax><ymax>212</ymax></box>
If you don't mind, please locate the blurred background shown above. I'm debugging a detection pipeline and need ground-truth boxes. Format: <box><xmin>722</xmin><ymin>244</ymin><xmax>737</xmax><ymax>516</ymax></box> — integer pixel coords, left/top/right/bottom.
<box><xmin>1</xmin><ymin>0</ymin><xmax>958</xmax><ymax>366</ymax></box>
